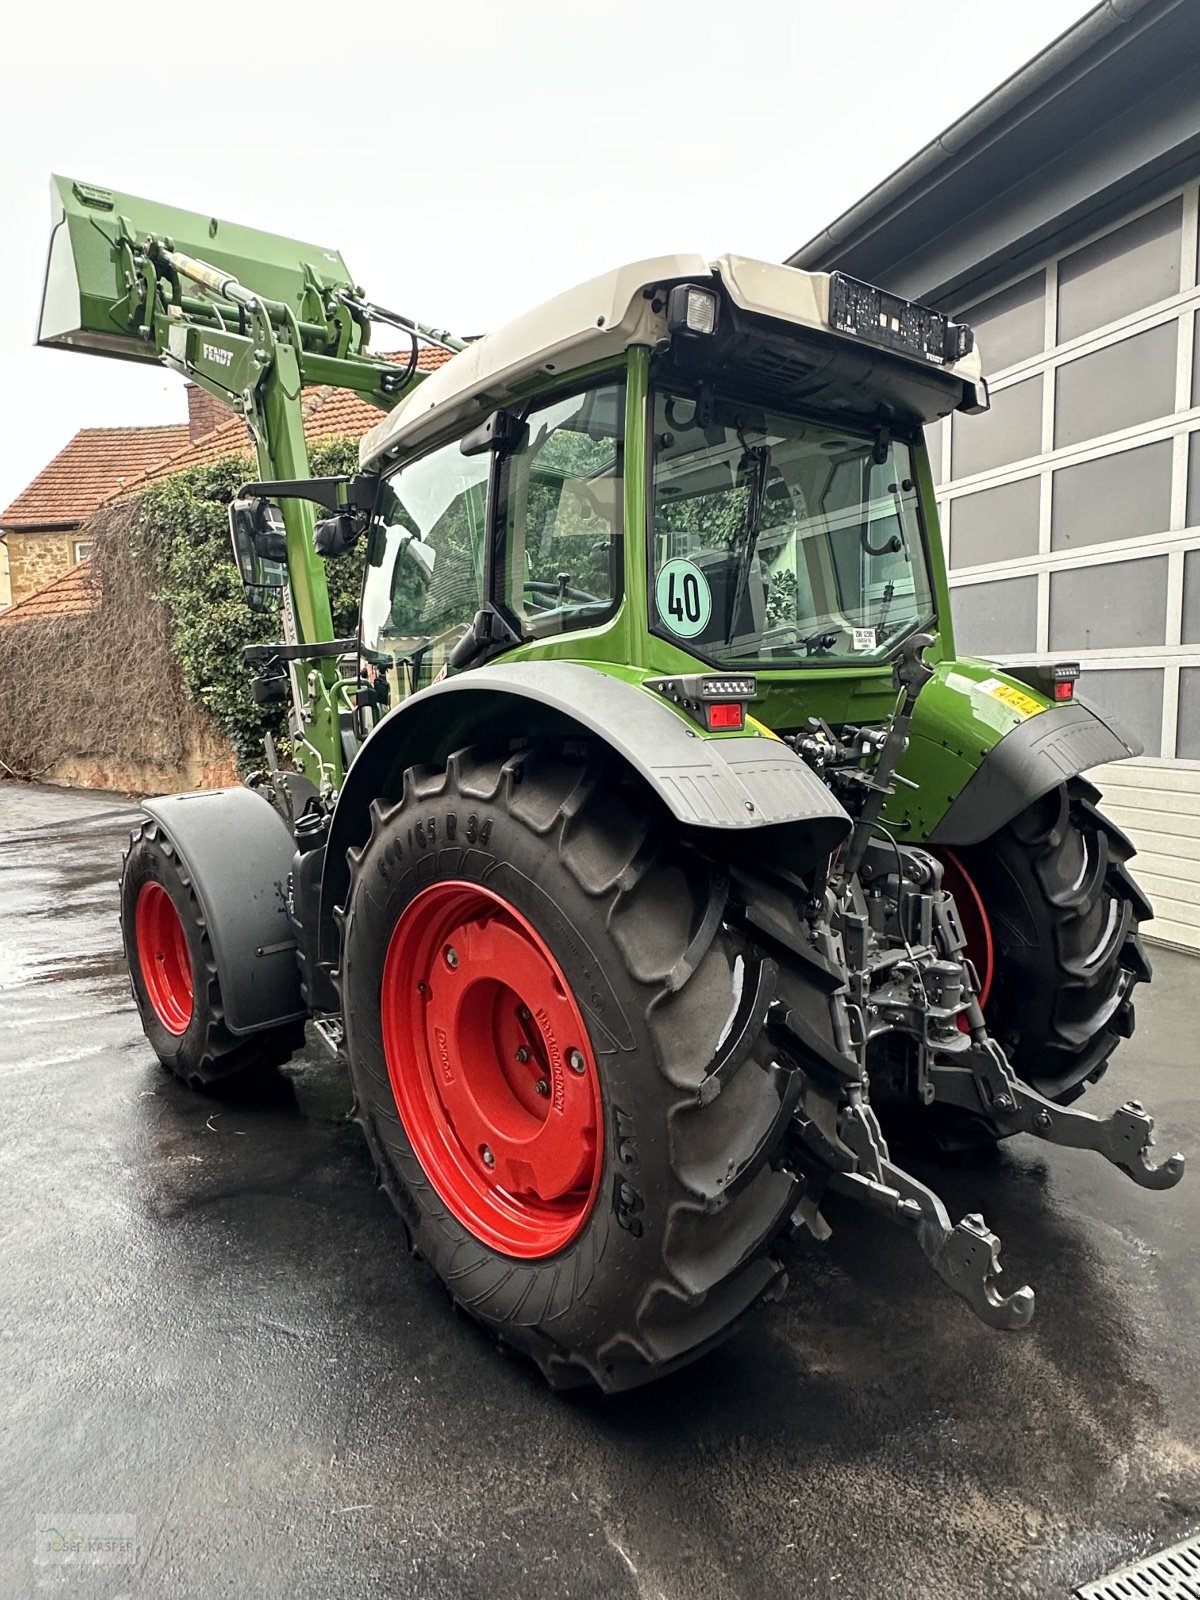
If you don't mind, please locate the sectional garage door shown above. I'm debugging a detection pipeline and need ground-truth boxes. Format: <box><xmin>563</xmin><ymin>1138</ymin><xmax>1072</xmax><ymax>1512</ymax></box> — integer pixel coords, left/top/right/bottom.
<box><xmin>930</xmin><ymin>185</ymin><xmax>1200</xmax><ymax>949</ymax></box>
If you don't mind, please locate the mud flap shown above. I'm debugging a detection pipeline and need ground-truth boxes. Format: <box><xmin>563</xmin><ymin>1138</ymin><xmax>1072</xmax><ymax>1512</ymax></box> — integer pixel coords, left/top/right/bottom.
<box><xmin>140</xmin><ymin>787</ymin><xmax>305</xmax><ymax>1035</ymax></box>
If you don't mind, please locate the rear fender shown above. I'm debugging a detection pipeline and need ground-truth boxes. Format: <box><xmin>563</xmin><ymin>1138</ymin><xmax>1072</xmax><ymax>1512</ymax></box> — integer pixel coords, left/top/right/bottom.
<box><xmin>888</xmin><ymin>660</ymin><xmax>1141</xmax><ymax>846</ymax></box>
<box><xmin>140</xmin><ymin>788</ymin><xmax>306</xmax><ymax>1034</ymax></box>
<box><xmin>319</xmin><ymin>660</ymin><xmax>851</xmax><ymax>965</ymax></box>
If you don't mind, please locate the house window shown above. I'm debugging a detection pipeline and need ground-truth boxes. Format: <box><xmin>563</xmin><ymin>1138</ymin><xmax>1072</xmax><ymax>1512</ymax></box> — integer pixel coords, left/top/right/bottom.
<box><xmin>72</xmin><ymin>540</ymin><xmax>94</xmax><ymax>563</ymax></box>
<box><xmin>949</xmin><ymin>476</ymin><xmax>1040</xmax><ymax>569</ymax></box>
<box><xmin>1050</xmin><ymin>441</ymin><xmax>1173</xmax><ymax>551</ymax></box>
<box><xmin>1053</xmin><ymin>321</ymin><xmax>1177</xmax><ymax>450</ymax></box>
<box><xmin>1183</xmin><ymin>551</ymin><xmax>1200</xmax><ymax>646</ymax></box>
<box><xmin>1176</xmin><ymin>668</ymin><xmax>1200</xmax><ymax>758</ymax></box>
<box><xmin>1079</xmin><ymin>668</ymin><xmax>1165</xmax><ymax>757</ymax></box>
<box><xmin>1048</xmin><ymin>556</ymin><xmax>1168</xmax><ymax>652</ymax></box>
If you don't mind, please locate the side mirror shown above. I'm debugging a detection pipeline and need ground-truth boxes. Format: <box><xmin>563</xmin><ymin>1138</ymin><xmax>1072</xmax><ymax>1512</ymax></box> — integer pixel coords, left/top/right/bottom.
<box><xmin>460</xmin><ymin>409</ymin><xmax>527</xmax><ymax>458</ymax></box>
<box><xmin>228</xmin><ymin>498</ymin><xmax>288</xmax><ymax>609</ymax></box>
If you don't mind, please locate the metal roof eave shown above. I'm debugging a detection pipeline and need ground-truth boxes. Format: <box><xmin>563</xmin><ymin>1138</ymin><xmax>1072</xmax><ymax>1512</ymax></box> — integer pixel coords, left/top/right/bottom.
<box><xmin>785</xmin><ymin>0</ymin><xmax>1198</xmax><ymax>308</ymax></box>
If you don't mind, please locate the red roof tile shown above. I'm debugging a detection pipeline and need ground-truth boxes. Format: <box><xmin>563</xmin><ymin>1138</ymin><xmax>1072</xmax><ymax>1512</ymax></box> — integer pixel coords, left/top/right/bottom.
<box><xmin>304</xmin><ymin>348</ymin><xmax>458</xmax><ymax>442</ymax></box>
<box><xmin>1</xmin><ymin>426</ymin><xmax>193</xmax><ymax>530</ymax></box>
<box><xmin>0</xmin><ymin>558</ymin><xmax>96</xmax><ymax>626</ymax></box>
<box><xmin>110</xmin><ymin>347</ymin><xmax>460</xmax><ymax>499</ymax></box>
<box><xmin>0</xmin><ymin>349</ymin><xmax>465</xmax><ymax>628</ymax></box>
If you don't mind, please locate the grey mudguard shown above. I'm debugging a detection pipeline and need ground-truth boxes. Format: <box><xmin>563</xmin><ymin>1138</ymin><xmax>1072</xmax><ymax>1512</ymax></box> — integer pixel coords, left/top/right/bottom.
<box><xmin>928</xmin><ymin>699</ymin><xmax>1141</xmax><ymax>846</ymax></box>
<box><xmin>319</xmin><ymin>661</ymin><xmax>852</xmax><ymax>963</ymax></box>
<box><xmin>142</xmin><ymin>787</ymin><xmax>306</xmax><ymax>1035</ymax></box>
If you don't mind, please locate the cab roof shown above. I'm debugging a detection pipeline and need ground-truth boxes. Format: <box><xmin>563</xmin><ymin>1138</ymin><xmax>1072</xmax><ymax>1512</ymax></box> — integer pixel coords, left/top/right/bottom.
<box><xmin>360</xmin><ymin>253</ymin><xmax>986</xmax><ymax>470</ymax></box>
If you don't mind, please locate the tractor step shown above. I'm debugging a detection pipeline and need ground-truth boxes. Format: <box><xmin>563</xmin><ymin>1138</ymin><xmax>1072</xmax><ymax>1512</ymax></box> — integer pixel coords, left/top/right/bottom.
<box><xmin>311</xmin><ymin>1016</ymin><xmax>345</xmax><ymax>1056</ymax></box>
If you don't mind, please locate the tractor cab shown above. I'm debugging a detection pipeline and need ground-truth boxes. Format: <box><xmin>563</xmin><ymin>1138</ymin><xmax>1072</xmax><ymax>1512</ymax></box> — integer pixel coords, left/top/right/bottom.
<box><xmin>348</xmin><ymin>254</ymin><xmax>988</xmax><ymax>731</ymax></box>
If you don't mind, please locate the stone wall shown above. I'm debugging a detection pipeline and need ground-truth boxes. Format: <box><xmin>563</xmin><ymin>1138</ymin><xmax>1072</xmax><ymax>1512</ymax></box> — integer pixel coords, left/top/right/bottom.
<box><xmin>44</xmin><ymin>728</ymin><xmax>239</xmax><ymax>796</ymax></box>
<box><xmin>0</xmin><ymin>501</ymin><xmax>244</xmax><ymax>793</ymax></box>
<box><xmin>6</xmin><ymin>531</ymin><xmax>76</xmax><ymax>604</ymax></box>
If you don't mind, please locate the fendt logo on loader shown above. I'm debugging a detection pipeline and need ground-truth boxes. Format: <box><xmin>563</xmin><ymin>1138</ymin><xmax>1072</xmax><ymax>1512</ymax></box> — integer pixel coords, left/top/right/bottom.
<box><xmin>202</xmin><ymin>342</ymin><xmax>232</xmax><ymax>367</ymax></box>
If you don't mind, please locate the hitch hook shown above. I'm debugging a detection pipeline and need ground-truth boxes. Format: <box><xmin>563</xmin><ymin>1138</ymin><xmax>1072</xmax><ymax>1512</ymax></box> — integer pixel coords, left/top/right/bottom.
<box><xmin>827</xmin><ymin>1102</ymin><xmax>1035</xmax><ymax>1331</ymax></box>
<box><xmin>927</xmin><ymin>1046</ymin><xmax>1185</xmax><ymax>1192</ymax></box>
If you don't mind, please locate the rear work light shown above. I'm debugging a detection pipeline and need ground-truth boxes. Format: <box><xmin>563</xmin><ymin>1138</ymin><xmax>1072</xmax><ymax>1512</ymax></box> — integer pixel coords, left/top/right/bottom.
<box><xmin>645</xmin><ymin>672</ymin><xmax>757</xmax><ymax>732</ymax></box>
<box><xmin>1003</xmin><ymin>660</ymin><xmax>1079</xmax><ymax>704</ymax></box>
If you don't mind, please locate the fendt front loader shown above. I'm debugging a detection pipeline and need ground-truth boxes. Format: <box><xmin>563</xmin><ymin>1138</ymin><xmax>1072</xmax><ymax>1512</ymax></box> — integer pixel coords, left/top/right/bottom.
<box><xmin>39</xmin><ymin>176</ymin><xmax>1184</xmax><ymax>1390</ymax></box>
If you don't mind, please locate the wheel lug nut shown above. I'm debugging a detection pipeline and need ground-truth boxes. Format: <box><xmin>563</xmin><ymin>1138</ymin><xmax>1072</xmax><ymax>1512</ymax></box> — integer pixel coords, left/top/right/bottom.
<box><xmin>515</xmin><ymin>1046</ymin><xmax>530</xmax><ymax>1063</ymax></box>
<box><xmin>519</xmin><ymin>1006</ymin><xmax>531</xmax><ymax>1022</ymax></box>
<box><xmin>568</xmin><ymin>1048</ymin><xmax>586</xmax><ymax>1075</ymax></box>
<box><xmin>481</xmin><ymin>1146</ymin><xmax>495</xmax><ymax>1168</ymax></box>
<box><xmin>444</xmin><ymin>946</ymin><xmax>458</xmax><ymax>970</ymax></box>
<box><xmin>535</xmin><ymin>1079</ymin><xmax>549</xmax><ymax>1097</ymax></box>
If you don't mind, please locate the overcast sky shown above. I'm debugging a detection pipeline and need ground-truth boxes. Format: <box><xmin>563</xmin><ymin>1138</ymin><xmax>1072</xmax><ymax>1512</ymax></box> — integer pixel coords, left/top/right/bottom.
<box><xmin>0</xmin><ymin>0</ymin><xmax>1093</xmax><ymax>516</ymax></box>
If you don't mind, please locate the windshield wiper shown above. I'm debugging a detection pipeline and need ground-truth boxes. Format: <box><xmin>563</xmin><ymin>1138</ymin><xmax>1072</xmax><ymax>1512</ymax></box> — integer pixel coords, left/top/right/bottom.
<box><xmin>726</xmin><ymin>433</ymin><xmax>770</xmax><ymax>643</ymax></box>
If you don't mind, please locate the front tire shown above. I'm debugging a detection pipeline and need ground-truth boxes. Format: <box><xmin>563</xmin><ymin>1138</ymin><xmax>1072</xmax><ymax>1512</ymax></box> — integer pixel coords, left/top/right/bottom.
<box><xmin>339</xmin><ymin>744</ymin><xmax>801</xmax><ymax>1392</ymax></box>
<box><xmin>121</xmin><ymin>819</ymin><xmax>305</xmax><ymax>1090</ymax></box>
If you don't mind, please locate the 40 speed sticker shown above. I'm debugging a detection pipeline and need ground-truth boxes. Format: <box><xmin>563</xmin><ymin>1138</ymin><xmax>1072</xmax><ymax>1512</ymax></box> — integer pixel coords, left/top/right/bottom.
<box><xmin>655</xmin><ymin>558</ymin><xmax>712</xmax><ymax>638</ymax></box>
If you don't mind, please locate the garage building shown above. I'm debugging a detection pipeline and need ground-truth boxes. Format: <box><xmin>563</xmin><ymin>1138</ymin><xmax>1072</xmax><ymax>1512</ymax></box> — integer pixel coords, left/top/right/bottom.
<box><xmin>789</xmin><ymin>0</ymin><xmax>1200</xmax><ymax>949</ymax></box>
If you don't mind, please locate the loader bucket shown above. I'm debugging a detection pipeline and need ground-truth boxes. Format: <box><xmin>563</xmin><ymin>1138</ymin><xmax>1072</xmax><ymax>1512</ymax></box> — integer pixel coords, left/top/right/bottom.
<box><xmin>38</xmin><ymin>175</ymin><xmax>357</xmax><ymax>363</ymax></box>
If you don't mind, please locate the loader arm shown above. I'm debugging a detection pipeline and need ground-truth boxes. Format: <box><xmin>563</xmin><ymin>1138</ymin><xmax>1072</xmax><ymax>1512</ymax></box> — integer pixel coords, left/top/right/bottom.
<box><xmin>37</xmin><ymin>174</ymin><xmax>462</xmax><ymax>790</ymax></box>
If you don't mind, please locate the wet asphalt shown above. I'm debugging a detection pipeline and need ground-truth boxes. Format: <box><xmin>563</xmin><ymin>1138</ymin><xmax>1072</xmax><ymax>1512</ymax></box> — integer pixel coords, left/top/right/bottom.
<box><xmin>1</xmin><ymin>780</ymin><xmax>1198</xmax><ymax>1600</ymax></box>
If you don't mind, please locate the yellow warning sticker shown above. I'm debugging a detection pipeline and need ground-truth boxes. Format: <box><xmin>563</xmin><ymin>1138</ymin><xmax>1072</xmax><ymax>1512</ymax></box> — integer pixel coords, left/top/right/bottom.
<box><xmin>978</xmin><ymin>677</ymin><xmax>1047</xmax><ymax>719</ymax></box>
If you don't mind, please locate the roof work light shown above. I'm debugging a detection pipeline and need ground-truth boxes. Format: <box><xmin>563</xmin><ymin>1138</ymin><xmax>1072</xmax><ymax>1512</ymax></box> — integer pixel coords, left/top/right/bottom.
<box><xmin>666</xmin><ymin>284</ymin><xmax>719</xmax><ymax>336</ymax></box>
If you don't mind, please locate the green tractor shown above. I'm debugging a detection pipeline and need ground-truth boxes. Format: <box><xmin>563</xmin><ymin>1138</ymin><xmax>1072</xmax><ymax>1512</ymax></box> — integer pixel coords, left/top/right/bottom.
<box><xmin>40</xmin><ymin>177</ymin><xmax>1182</xmax><ymax>1390</ymax></box>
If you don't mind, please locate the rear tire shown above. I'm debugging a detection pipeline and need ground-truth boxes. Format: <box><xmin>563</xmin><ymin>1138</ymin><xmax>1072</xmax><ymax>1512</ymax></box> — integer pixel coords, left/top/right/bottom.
<box><xmin>339</xmin><ymin>744</ymin><xmax>803</xmax><ymax>1392</ymax></box>
<box><xmin>121</xmin><ymin>819</ymin><xmax>305</xmax><ymax>1090</ymax></box>
<box><xmin>947</xmin><ymin>776</ymin><xmax>1152</xmax><ymax>1106</ymax></box>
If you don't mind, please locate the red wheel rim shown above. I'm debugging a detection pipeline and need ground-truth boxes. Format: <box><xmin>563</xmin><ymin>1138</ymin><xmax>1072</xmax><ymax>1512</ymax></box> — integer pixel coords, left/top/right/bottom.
<box><xmin>381</xmin><ymin>881</ymin><xmax>604</xmax><ymax>1259</ymax></box>
<box><xmin>134</xmin><ymin>881</ymin><xmax>194</xmax><ymax>1035</ymax></box>
<box><xmin>937</xmin><ymin>849</ymin><xmax>994</xmax><ymax>1007</ymax></box>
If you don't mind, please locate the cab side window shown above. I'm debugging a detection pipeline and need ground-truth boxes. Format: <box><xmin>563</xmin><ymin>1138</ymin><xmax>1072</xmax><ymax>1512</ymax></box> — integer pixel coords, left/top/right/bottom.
<box><xmin>360</xmin><ymin>437</ymin><xmax>490</xmax><ymax>702</ymax></box>
<box><xmin>501</xmin><ymin>384</ymin><xmax>623</xmax><ymax>637</ymax></box>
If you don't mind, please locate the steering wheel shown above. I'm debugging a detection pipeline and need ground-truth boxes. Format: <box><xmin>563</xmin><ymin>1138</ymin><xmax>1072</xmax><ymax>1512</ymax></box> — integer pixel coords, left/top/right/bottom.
<box><xmin>523</xmin><ymin>578</ymin><xmax>604</xmax><ymax>607</ymax></box>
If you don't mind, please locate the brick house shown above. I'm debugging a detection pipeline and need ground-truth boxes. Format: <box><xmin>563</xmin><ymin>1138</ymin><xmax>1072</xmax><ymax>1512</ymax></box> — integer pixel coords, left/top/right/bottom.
<box><xmin>0</xmin><ymin>351</ymin><xmax>453</xmax><ymax>622</ymax></box>
<box><xmin>0</xmin><ymin>419</ymin><xmax>193</xmax><ymax>608</ymax></box>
